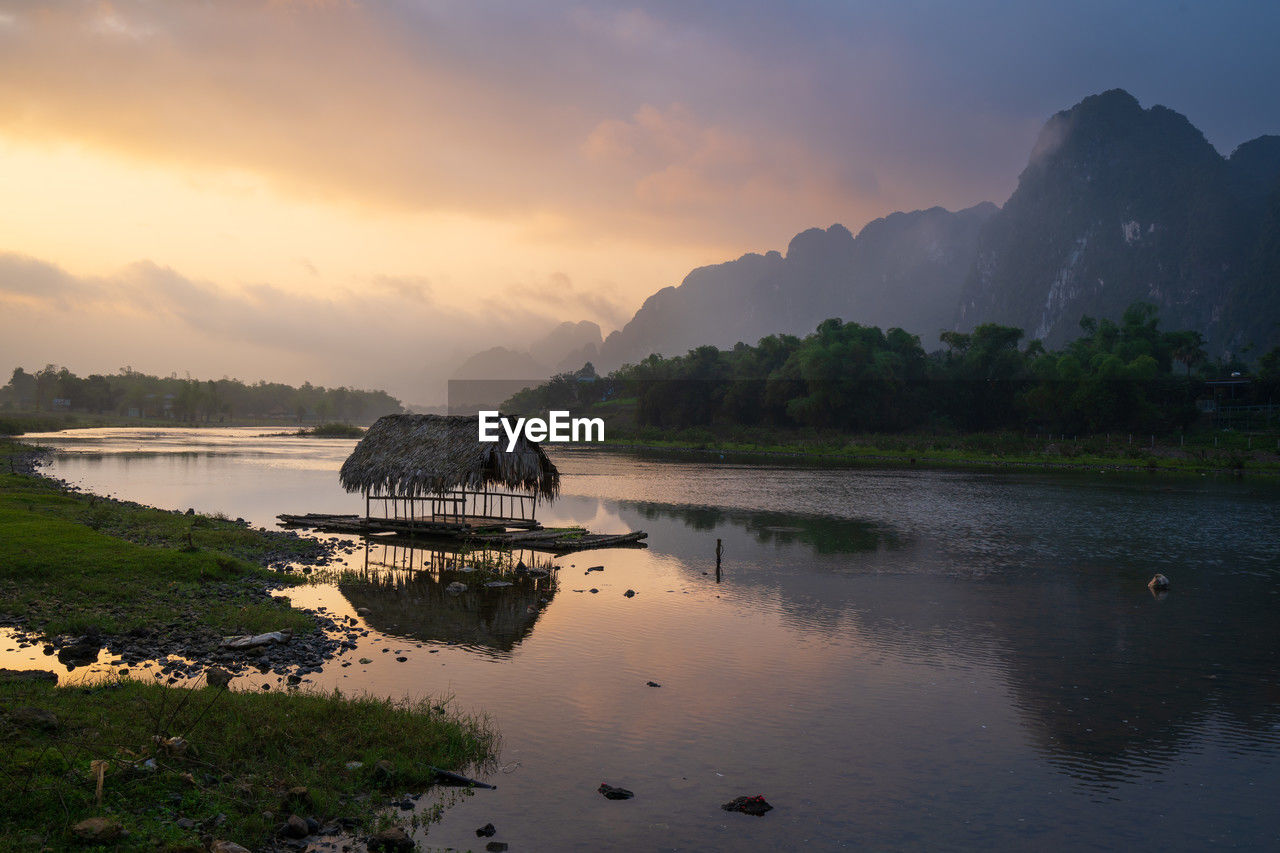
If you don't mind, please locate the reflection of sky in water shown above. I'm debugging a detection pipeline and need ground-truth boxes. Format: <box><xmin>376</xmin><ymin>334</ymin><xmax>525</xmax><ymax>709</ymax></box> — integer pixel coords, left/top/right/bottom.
<box><xmin>14</xmin><ymin>431</ymin><xmax>1280</xmax><ymax>851</ymax></box>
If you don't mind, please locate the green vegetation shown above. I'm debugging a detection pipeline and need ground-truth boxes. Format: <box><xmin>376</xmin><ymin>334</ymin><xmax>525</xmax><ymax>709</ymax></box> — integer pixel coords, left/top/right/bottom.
<box><xmin>300</xmin><ymin>422</ymin><xmax>367</xmax><ymax>438</ymax></box>
<box><xmin>0</xmin><ymin>443</ymin><xmax>316</xmax><ymax>636</ymax></box>
<box><xmin>0</xmin><ymin>439</ymin><xmax>498</xmax><ymax>846</ymax></box>
<box><xmin>598</xmin><ymin>426</ymin><xmax>1280</xmax><ymax>474</ymax></box>
<box><xmin>507</xmin><ymin>304</ymin><xmax>1280</xmax><ymax>473</ymax></box>
<box><xmin>0</xmin><ymin>365</ymin><xmax>402</xmax><ymax>430</ymax></box>
<box><xmin>0</xmin><ymin>413</ymin><xmax>73</xmax><ymax>436</ymax></box>
<box><xmin>0</xmin><ymin>675</ymin><xmax>494</xmax><ymax>849</ymax></box>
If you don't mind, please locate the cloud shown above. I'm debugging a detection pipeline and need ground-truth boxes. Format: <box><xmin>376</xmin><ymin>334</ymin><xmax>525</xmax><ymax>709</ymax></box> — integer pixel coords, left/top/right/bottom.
<box><xmin>0</xmin><ymin>254</ymin><xmax>89</xmax><ymax>307</ymax></box>
<box><xmin>496</xmin><ymin>271</ymin><xmax>630</xmax><ymax>330</ymax></box>
<box><xmin>0</xmin><ymin>0</ymin><xmax>1040</xmax><ymax>251</ymax></box>
<box><xmin>90</xmin><ymin>2</ymin><xmax>158</xmax><ymax>40</ymax></box>
<box><xmin>584</xmin><ymin>103</ymin><xmax>770</xmax><ymax>207</ymax></box>
<box><xmin>0</xmin><ymin>251</ymin><xmax>560</xmax><ymax>402</ymax></box>
<box><xmin>368</xmin><ymin>274</ymin><xmax>432</xmax><ymax>303</ymax></box>
<box><xmin>0</xmin><ymin>2</ymin><xmax>1273</xmax><ymax>248</ymax></box>
<box><xmin>0</xmin><ymin>0</ymin><xmax>1277</xmax><ymax>391</ymax></box>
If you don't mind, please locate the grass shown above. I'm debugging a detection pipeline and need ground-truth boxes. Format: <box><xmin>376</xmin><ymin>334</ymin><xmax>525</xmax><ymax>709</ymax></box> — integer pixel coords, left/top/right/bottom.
<box><xmin>255</xmin><ymin>423</ymin><xmax>366</xmax><ymax>439</ymax></box>
<box><xmin>0</xmin><ymin>444</ymin><xmax>317</xmax><ymax>637</ymax></box>
<box><xmin>302</xmin><ymin>423</ymin><xmax>366</xmax><ymax>438</ymax></box>
<box><xmin>0</xmin><ymin>438</ymin><xmax>500</xmax><ymax>847</ymax></box>
<box><xmin>592</xmin><ymin>425</ymin><xmax>1280</xmax><ymax>476</ymax></box>
<box><xmin>0</xmin><ymin>675</ymin><xmax>495</xmax><ymax>850</ymax></box>
<box><xmin>0</xmin><ymin>412</ymin><xmax>90</xmax><ymax>435</ymax></box>
<box><xmin>0</xmin><ymin>410</ymin><xmax>361</xmax><ymax>436</ymax></box>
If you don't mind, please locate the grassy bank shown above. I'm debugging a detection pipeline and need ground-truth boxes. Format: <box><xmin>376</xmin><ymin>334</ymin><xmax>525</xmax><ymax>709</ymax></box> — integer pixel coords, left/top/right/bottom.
<box><xmin>260</xmin><ymin>423</ymin><xmax>366</xmax><ymax>439</ymax></box>
<box><xmin>0</xmin><ymin>411</ymin><xmax>366</xmax><ymax>436</ymax></box>
<box><xmin>304</xmin><ymin>422</ymin><xmax>366</xmax><ymax>438</ymax></box>
<box><xmin>0</xmin><ymin>439</ymin><xmax>498</xmax><ymax>847</ymax></box>
<box><xmin>0</xmin><ymin>442</ymin><xmax>317</xmax><ymax>638</ymax></box>
<box><xmin>594</xmin><ymin>425</ymin><xmax>1280</xmax><ymax>475</ymax></box>
<box><xmin>1</xmin><ymin>674</ymin><xmax>495</xmax><ymax>849</ymax></box>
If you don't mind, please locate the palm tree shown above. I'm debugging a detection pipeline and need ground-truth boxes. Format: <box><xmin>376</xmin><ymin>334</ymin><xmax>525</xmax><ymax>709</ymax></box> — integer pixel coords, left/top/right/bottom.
<box><xmin>1171</xmin><ymin>331</ymin><xmax>1207</xmax><ymax>377</ymax></box>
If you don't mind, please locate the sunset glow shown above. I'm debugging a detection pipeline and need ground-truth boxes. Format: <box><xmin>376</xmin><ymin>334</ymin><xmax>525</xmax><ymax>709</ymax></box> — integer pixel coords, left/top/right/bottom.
<box><xmin>1</xmin><ymin>0</ymin><xmax>1276</xmax><ymax>402</ymax></box>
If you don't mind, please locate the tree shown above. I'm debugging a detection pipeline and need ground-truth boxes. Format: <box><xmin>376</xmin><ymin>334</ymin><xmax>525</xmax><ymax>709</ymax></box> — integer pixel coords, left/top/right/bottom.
<box><xmin>34</xmin><ymin>364</ymin><xmax>61</xmax><ymax>410</ymax></box>
<box><xmin>81</xmin><ymin>375</ymin><xmax>116</xmax><ymax>413</ymax></box>
<box><xmin>1259</xmin><ymin>345</ymin><xmax>1280</xmax><ymax>381</ymax></box>
<box><xmin>7</xmin><ymin>368</ymin><xmax>37</xmax><ymax>409</ymax></box>
<box><xmin>1169</xmin><ymin>330</ymin><xmax>1208</xmax><ymax>377</ymax></box>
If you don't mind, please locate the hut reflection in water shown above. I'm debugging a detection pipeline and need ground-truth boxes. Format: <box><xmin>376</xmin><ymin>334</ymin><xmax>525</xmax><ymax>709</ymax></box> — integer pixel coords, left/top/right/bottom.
<box><xmin>338</xmin><ymin>539</ymin><xmax>559</xmax><ymax>657</ymax></box>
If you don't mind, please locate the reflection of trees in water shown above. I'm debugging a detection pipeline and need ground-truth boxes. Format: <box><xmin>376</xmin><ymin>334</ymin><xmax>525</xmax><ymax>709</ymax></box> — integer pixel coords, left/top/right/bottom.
<box><xmin>624</xmin><ymin>500</ymin><xmax>901</xmax><ymax>554</ymax></box>
<box><xmin>337</xmin><ymin>540</ymin><xmax>558</xmax><ymax>657</ymax></box>
<box><xmin>977</xmin><ymin>569</ymin><xmax>1280</xmax><ymax>789</ymax></box>
<box><xmin>625</xmin><ymin>498</ymin><xmax>1280</xmax><ymax>786</ymax></box>
<box><xmin>836</xmin><ymin>566</ymin><xmax>1280</xmax><ymax>788</ymax></box>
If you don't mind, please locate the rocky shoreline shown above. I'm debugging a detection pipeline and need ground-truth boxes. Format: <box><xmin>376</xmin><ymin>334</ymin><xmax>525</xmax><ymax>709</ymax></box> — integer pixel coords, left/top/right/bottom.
<box><xmin>1</xmin><ymin>443</ymin><xmax>367</xmax><ymax>686</ymax></box>
<box><xmin>0</xmin><ymin>588</ymin><xmax>370</xmax><ymax>687</ymax></box>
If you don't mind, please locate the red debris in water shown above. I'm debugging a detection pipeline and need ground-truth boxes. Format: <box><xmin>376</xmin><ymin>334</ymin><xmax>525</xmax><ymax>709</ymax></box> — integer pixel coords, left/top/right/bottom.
<box><xmin>722</xmin><ymin>795</ymin><xmax>773</xmax><ymax>816</ymax></box>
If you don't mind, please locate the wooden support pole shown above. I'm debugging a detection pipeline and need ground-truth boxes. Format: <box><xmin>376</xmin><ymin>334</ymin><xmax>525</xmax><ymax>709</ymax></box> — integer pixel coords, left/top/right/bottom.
<box><xmin>715</xmin><ymin>538</ymin><xmax>723</xmax><ymax>584</ymax></box>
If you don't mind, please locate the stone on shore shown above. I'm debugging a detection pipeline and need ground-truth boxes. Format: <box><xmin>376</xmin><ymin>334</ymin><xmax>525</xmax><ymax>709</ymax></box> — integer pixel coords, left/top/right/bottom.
<box><xmin>71</xmin><ymin>816</ymin><xmax>123</xmax><ymax>842</ymax></box>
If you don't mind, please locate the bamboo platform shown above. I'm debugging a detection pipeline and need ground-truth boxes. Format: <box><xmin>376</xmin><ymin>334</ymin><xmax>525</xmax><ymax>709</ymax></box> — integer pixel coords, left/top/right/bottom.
<box><xmin>276</xmin><ymin>512</ymin><xmax>648</xmax><ymax>554</ymax></box>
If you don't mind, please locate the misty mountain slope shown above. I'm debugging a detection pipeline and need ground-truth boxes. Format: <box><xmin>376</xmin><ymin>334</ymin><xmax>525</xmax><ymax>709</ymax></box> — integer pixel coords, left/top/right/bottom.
<box><xmin>529</xmin><ymin>320</ymin><xmax>603</xmax><ymax>372</ymax></box>
<box><xmin>1227</xmin><ymin>134</ymin><xmax>1280</xmax><ymax>210</ymax></box>
<box><xmin>1222</xmin><ymin>174</ymin><xmax>1280</xmax><ymax>350</ymax></box>
<box><xmin>456</xmin><ymin>90</ymin><xmax>1278</xmax><ymax>380</ymax></box>
<box><xmin>845</xmin><ymin>202</ymin><xmax>997</xmax><ymax>338</ymax></box>
<box><xmin>451</xmin><ymin>320</ymin><xmax>603</xmax><ymax>381</ymax></box>
<box><xmin>594</xmin><ymin>202</ymin><xmax>995</xmax><ymax>368</ymax></box>
<box><xmin>957</xmin><ymin>89</ymin><xmax>1279</xmax><ymax>349</ymax></box>
<box><xmin>451</xmin><ymin>346</ymin><xmax>548</xmax><ymax>382</ymax></box>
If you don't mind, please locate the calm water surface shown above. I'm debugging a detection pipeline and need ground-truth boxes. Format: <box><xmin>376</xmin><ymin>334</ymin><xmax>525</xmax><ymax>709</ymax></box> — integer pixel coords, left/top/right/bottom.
<box><xmin>11</xmin><ymin>428</ymin><xmax>1280</xmax><ymax>851</ymax></box>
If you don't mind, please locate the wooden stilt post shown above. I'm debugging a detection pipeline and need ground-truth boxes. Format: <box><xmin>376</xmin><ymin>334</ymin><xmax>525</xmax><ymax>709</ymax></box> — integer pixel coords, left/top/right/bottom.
<box><xmin>715</xmin><ymin>538</ymin><xmax>723</xmax><ymax>583</ymax></box>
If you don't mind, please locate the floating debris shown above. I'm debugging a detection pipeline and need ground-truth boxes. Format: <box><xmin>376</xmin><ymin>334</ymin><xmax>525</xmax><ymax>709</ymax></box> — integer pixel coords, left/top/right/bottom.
<box><xmin>722</xmin><ymin>795</ymin><xmax>772</xmax><ymax>816</ymax></box>
<box><xmin>598</xmin><ymin>783</ymin><xmax>634</xmax><ymax>800</ymax></box>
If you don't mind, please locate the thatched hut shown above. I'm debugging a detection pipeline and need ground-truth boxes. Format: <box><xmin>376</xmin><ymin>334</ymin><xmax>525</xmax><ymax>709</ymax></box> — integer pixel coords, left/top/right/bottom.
<box><xmin>339</xmin><ymin>413</ymin><xmax>559</xmax><ymax>527</ymax></box>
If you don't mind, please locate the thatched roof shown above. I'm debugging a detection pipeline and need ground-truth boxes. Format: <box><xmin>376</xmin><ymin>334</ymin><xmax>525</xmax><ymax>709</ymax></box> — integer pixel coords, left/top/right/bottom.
<box><xmin>339</xmin><ymin>414</ymin><xmax>559</xmax><ymax>500</ymax></box>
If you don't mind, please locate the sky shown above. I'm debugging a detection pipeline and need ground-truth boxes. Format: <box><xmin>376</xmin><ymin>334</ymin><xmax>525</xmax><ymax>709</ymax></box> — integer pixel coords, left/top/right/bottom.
<box><xmin>1</xmin><ymin>0</ymin><xmax>1278</xmax><ymax>404</ymax></box>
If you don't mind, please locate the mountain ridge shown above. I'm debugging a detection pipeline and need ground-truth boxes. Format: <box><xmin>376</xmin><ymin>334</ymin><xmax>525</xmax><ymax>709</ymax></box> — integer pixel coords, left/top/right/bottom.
<box><xmin>593</xmin><ymin>201</ymin><xmax>997</xmax><ymax>369</ymax></box>
<box><xmin>456</xmin><ymin>89</ymin><xmax>1279</xmax><ymax>379</ymax></box>
<box><xmin>956</xmin><ymin>88</ymin><xmax>1277</xmax><ymax>349</ymax></box>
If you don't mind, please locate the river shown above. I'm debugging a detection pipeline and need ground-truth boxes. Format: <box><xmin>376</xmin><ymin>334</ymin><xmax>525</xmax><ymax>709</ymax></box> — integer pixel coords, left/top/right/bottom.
<box><xmin>8</xmin><ymin>427</ymin><xmax>1280</xmax><ymax>851</ymax></box>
